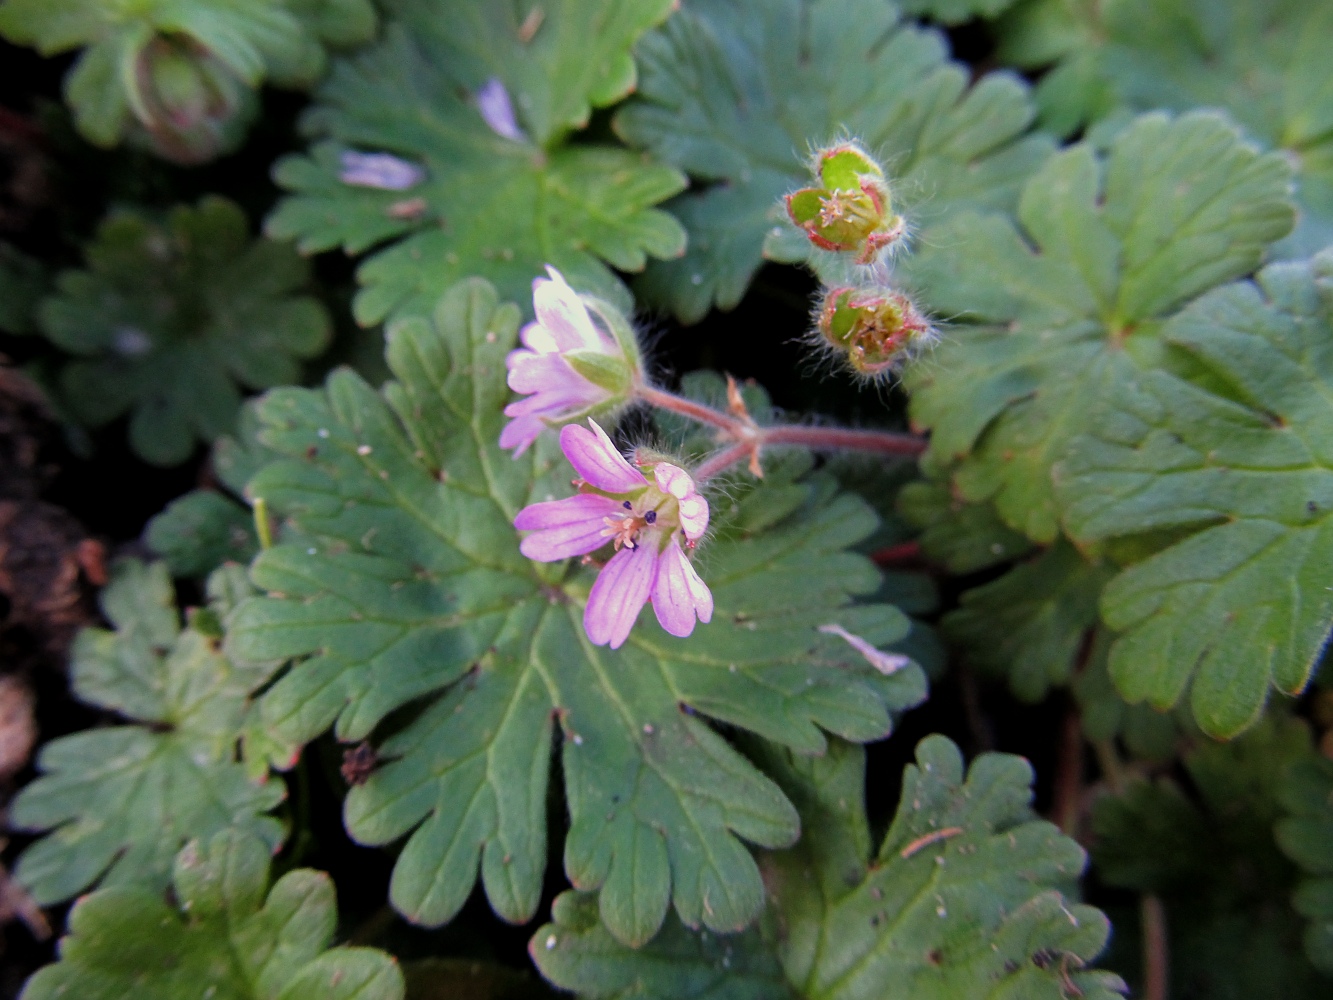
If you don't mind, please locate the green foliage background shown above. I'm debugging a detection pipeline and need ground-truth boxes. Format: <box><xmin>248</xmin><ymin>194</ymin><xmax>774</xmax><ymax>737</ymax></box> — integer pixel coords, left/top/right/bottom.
<box><xmin>0</xmin><ymin>0</ymin><xmax>1329</xmax><ymax>997</ymax></box>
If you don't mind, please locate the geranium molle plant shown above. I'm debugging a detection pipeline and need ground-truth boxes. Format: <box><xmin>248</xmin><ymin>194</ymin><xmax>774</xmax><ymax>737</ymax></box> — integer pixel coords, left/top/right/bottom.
<box><xmin>501</xmin><ymin>267</ymin><xmax>641</xmax><ymax>454</ymax></box>
<box><xmin>516</xmin><ymin>419</ymin><xmax>711</xmax><ymax>649</ymax></box>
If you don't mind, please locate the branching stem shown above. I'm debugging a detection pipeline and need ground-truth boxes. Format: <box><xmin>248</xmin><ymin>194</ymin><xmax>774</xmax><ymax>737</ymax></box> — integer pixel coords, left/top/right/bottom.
<box><xmin>635</xmin><ymin>382</ymin><xmax>926</xmax><ymax>479</ymax></box>
<box><xmin>636</xmin><ymin>384</ymin><xmax>740</xmax><ymax>433</ymax></box>
<box><xmin>760</xmin><ymin>423</ymin><xmax>926</xmax><ymax>456</ymax></box>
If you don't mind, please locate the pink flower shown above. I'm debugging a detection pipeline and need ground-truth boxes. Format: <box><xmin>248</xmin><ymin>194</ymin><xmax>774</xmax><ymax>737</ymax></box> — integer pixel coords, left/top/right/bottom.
<box><xmin>501</xmin><ymin>267</ymin><xmax>638</xmax><ymax>455</ymax></box>
<box><xmin>514</xmin><ymin>420</ymin><xmax>712</xmax><ymax>648</ymax></box>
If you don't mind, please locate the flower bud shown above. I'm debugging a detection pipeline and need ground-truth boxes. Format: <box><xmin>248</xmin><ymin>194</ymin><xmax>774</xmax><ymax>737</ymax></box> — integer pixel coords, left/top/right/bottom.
<box><xmin>500</xmin><ymin>267</ymin><xmax>643</xmax><ymax>455</ymax></box>
<box><xmin>817</xmin><ymin>285</ymin><xmax>932</xmax><ymax>377</ymax></box>
<box><xmin>129</xmin><ymin>35</ymin><xmax>254</xmax><ymax>164</ymax></box>
<box><xmin>785</xmin><ymin>143</ymin><xmax>904</xmax><ymax>263</ymax></box>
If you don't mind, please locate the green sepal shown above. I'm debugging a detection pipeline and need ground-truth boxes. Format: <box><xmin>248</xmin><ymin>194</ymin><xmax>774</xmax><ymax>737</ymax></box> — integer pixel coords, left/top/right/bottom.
<box><xmin>817</xmin><ymin>145</ymin><xmax>884</xmax><ymax>193</ymax></box>
<box><xmin>562</xmin><ymin>349</ymin><xmax>633</xmax><ymax>396</ymax></box>
<box><xmin>785</xmin><ymin>188</ymin><xmax>825</xmax><ymax>227</ymax></box>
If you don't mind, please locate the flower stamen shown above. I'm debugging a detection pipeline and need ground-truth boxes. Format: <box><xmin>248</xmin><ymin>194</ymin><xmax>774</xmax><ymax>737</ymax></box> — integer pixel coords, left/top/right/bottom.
<box><xmin>602</xmin><ymin>514</ymin><xmax>645</xmax><ymax>551</ymax></box>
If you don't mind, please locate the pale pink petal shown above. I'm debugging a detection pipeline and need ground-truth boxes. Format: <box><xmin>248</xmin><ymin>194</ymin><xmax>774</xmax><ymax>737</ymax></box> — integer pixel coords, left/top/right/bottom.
<box><xmin>476</xmin><ymin>77</ymin><xmax>526</xmax><ymax>142</ymax></box>
<box><xmin>516</xmin><ymin>494</ymin><xmax>623</xmax><ymax>561</ymax></box>
<box><xmin>339</xmin><ymin>151</ymin><xmax>424</xmax><ymax>190</ymax></box>
<box><xmin>501</xmin><ymin>381</ymin><xmax>608</xmax><ymax>456</ymax></box>
<box><xmin>560</xmin><ymin>421</ymin><xmax>645</xmax><ymax>493</ymax></box>
<box><xmin>532</xmin><ymin>268</ymin><xmax>603</xmax><ymax>352</ymax></box>
<box><xmin>651</xmin><ymin>539</ymin><xmax>713</xmax><ymax>637</ymax></box>
<box><xmin>502</xmin><ymin>388</ymin><xmax>596</xmax><ymax>456</ymax></box>
<box><xmin>653</xmin><ymin>463</ymin><xmax>696</xmax><ymax>499</ymax></box>
<box><xmin>818</xmin><ymin>624</ymin><xmax>910</xmax><ymax>675</ymax></box>
<box><xmin>506</xmin><ymin>352</ymin><xmax>611</xmax><ymax>411</ymax></box>
<box><xmin>499</xmin><ymin>414</ymin><xmax>544</xmax><ymax>455</ymax></box>
<box><xmin>516</xmin><ymin>321</ymin><xmax>560</xmax><ymax>355</ymax></box>
<box><xmin>676</xmin><ymin>495</ymin><xmax>709</xmax><ymax>541</ymax></box>
<box><xmin>504</xmin><ymin>387</ymin><xmax>595</xmax><ymax>419</ymax></box>
<box><xmin>507</xmin><ymin>351</ymin><xmax>589</xmax><ymax>396</ymax></box>
<box><xmin>652</xmin><ymin>463</ymin><xmax>708</xmax><ymax>539</ymax></box>
<box><xmin>585</xmin><ymin>544</ymin><xmax>656</xmax><ymax>648</ymax></box>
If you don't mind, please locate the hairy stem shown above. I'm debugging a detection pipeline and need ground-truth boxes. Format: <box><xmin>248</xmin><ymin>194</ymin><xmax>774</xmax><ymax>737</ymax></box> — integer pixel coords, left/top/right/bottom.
<box><xmin>636</xmin><ymin>384</ymin><xmax>742</xmax><ymax>434</ymax></box>
<box><xmin>693</xmin><ymin>441</ymin><xmax>756</xmax><ymax>482</ymax></box>
<box><xmin>1142</xmin><ymin>894</ymin><xmax>1170</xmax><ymax>1000</ymax></box>
<box><xmin>760</xmin><ymin>423</ymin><xmax>926</xmax><ymax>456</ymax></box>
<box><xmin>1052</xmin><ymin>706</ymin><xmax>1085</xmax><ymax>836</ymax></box>
<box><xmin>635</xmin><ymin>383</ymin><xmax>927</xmax><ymax>477</ymax></box>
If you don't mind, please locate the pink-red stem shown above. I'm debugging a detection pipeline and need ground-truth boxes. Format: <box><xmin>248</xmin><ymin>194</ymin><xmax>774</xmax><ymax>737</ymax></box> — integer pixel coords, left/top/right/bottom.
<box><xmin>636</xmin><ymin>385</ymin><xmax>740</xmax><ymax>433</ymax></box>
<box><xmin>636</xmin><ymin>383</ymin><xmax>927</xmax><ymax>479</ymax></box>
<box><xmin>760</xmin><ymin>423</ymin><xmax>925</xmax><ymax>457</ymax></box>
<box><xmin>693</xmin><ymin>441</ymin><xmax>755</xmax><ymax>482</ymax></box>
<box><xmin>1142</xmin><ymin>895</ymin><xmax>1169</xmax><ymax>1000</ymax></box>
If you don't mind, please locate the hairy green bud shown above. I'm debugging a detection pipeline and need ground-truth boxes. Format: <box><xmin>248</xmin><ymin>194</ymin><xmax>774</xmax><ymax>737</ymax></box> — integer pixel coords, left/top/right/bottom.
<box><xmin>785</xmin><ymin>143</ymin><xmax>904</xmax><ymax>263</ymax></box>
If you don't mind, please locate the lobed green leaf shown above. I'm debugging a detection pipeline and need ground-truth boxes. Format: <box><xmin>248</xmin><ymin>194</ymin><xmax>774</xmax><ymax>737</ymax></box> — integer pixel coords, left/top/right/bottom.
<box><xmin>1056</xmin><ymin>249</ymin><xmax>1333</xmax><ymax>736</ymax></box>
<box><xmin>267</xmin><ymin>0</ymin><xmax>686</xmax><ymax>324</ymax></box>
<box><xmin>146</xmin><ymin>401</ymin><xmax>280</xmax><ymax>576</ymax></box>
<box><xmin>994</xmin><ymin>0</ymin><xmax>1333</xmax><ymax>258</ymax></box>
<box><xmin>21</xmin><ymin>829</ymin><xmax>403</xmax><ymax>1000</ymax></box>
<box><xmin>1092</xmin><ymin>715</ymin><xmax>1327</xmax><ymax>996</ymax></box>
<box><xmin>534</xmin><ymin>735</ymin><xmax>1126</xmax><ymax>999</ymax></box>
<box><xmin>37</xmin><ymin>197</ymin><xmax>331</xmax><ymax>465</ymax></box>
<box><xmin>614</xmin><ymin>0</ymin><xmax>1053</xmax><ymax>322</ymax></box>
<box><xmin>943</xmin><ymin>541</ymin><xmax>1112</xmax><ymax>702</ymax></box>
<box><xmin>0</xmin><ymin>0</ymin><xmax>376</xmax><ymax>156</ymax></box>
<box><xmin>906</xmin><ymin>110</ymin><xmax>1294</xmax><ymax>544</ymax></box>
<box><xmin>227</xmin><ymin>277</ymin><xmax>926</xmax><ymax>947</ymax></box>
<box><xmin>1277</xmin><ymin>754</ymin><xmax>1333</xmax><ymax>975</ymax></box>
<box><xmin>899</xmin><ymin>0</ymin><xmax>1020</xmax><ymax>25</ymax></box>
<box><xmin>11</xmin><ymin>560</ymin><xmax>286</xmax><ymax>906</ymax></box>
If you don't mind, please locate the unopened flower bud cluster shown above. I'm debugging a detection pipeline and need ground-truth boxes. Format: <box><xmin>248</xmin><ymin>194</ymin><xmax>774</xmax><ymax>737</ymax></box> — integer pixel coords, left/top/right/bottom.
<box><xmin>786</xmin><ymin>142</ymin><xmax>935</xmax><ymax>378</ymax></box>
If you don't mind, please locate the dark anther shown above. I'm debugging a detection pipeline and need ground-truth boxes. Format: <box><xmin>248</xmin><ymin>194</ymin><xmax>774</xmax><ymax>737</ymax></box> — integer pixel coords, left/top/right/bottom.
<box><xmin>1031</xmin><ymin>949</ymin><xmax>1056</xmax><ymax>970</ymax></box>
<box><xmin>623</xmin><ymin>500</ymin><xmax>633</xmax><ymax>509</ymax></box>
<box><xmin>341</xmin><ymin>742</ymin><xmax>378</xmax><ymax>786</ymax></box>
<box><xmin>644</xmin><ymin>510</ymin><xmax>657</xmax><ymax>524</ymax></box>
